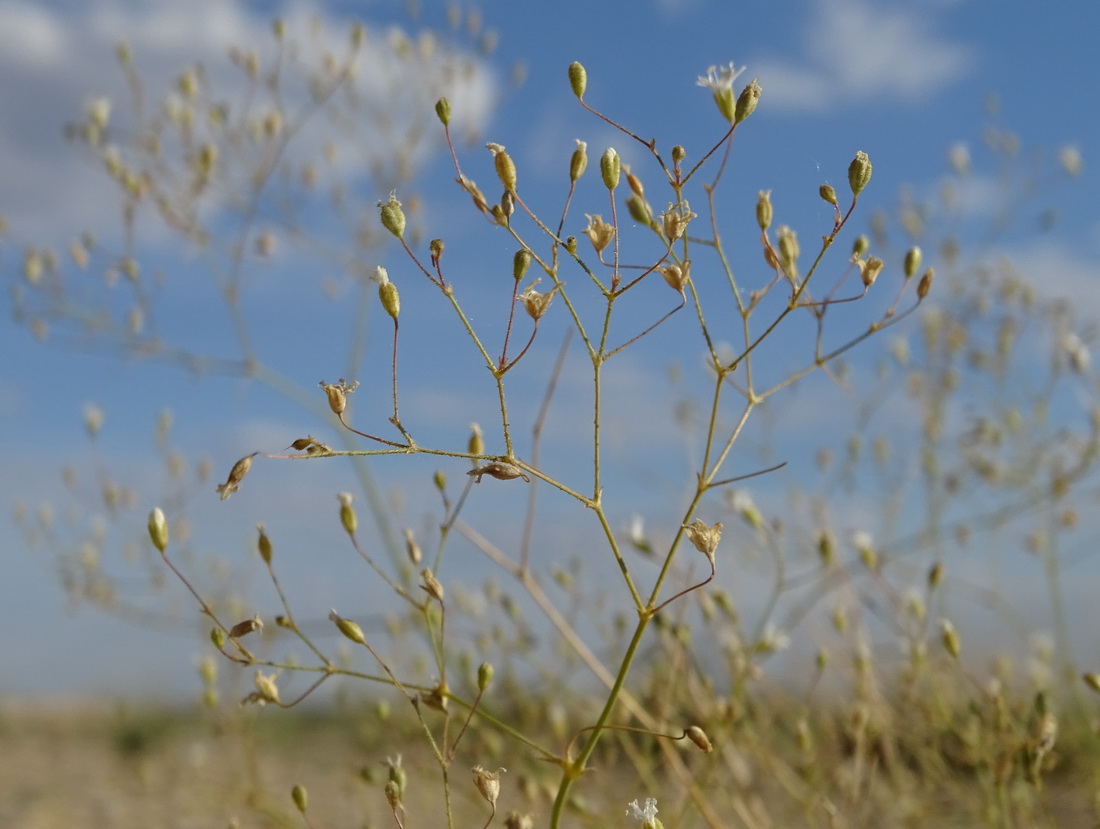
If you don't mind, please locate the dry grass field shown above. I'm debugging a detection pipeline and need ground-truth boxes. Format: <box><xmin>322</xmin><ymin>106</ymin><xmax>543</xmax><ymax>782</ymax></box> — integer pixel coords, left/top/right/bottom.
<box><xmin>3</xmin><ymin>692</ymin><xmax>1099</xmax><ymax>829</ymax></box>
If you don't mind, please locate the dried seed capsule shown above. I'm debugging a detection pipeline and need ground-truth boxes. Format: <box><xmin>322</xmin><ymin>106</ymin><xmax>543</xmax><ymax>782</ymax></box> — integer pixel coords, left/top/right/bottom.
<box><xmin>229</xmin><ymin>614</ymin><xmax>263</xmax><ymax>639</ymax></box>
<box><xmin>320</xmin><ymin>379</ymin><xmax>359</xmax><ymax>416</ymax></box>
<box><xmin>215</xmin><ymin>452</ymin><xmax>258</xmax><ymax>500</ymax></box>
<box><xmin>468</xmin><ymin>461</ymin><xmax>531</xmax><ymax>483</ymax></box>
<box><xmin>685</xmin><ymin>725</ymin><xmax>713</xmax><ymax>753</ymax></box>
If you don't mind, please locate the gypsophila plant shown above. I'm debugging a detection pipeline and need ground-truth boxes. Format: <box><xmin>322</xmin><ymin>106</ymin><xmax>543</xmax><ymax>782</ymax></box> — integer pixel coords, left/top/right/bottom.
<box><xmin>135</xmin><ymin>57</ymin><xmax>930</xmax><ymax>827</ymax></box>
<box><xmin>11</xmin><ymin>18</ymin><xmax>1097</xmax><ymax>829</ymax></box>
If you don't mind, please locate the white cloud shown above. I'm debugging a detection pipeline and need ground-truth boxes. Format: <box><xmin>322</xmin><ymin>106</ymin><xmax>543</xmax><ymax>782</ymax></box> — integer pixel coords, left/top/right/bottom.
<box><xmin>0</xmin><ymin>0</ymin><xmax>499</xmax><ymax>241</ymax></box>
<box><xmin>750</xmin><ymin>0</ymin><xmax>974</xmax><ymax>113</ymax></box>
<box><xmin>1000</xmin><ymin>240</ymin><xmax>1100</xmax><ymax>317</ymax></box>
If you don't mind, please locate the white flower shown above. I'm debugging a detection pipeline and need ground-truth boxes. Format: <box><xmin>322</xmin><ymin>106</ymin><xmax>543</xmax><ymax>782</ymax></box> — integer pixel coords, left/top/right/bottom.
<box><xmin>626</xmin><ymin>797</ymin><xmax>659</xmax><ymax>826</ymax></box>
<box><xmin>1063</xmin><ymin>331</ymin><xmax>1090</xmax><ymax>374</ymax></box>
<box><xmin>696</xmin><ymin>62</ymin><xmax>746</xmax><ymax>94</ymax></box>
<box><xmin>1059</xmin><ymin>144</ymin><xmax>1083</xmax><ymax>177</ymax></box>
<box><xmin>852</xmin><ymin>530</ymin><xmax>874</xmax><ymax>554</ymax></box>
<box><xmin>758</xmin><ymin>622</ymin><xmax>790</xmax><ymax>653</ymax></box>
<box><xmin>696</xmin><ymin>62</ymin><xmax>745</xmax><ymax>123</ymax></box>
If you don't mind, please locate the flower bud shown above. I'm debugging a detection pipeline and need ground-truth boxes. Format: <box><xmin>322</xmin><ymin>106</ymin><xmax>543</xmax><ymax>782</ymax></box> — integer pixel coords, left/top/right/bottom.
<box><xmin>435</xmin><ymin>97</ymin><xmax>451</xmax><ymax>125</ymax></box>
<box><xmin>197</xmin><ymin>143</ymin><xmax>217</xmax><ymax>177</ymax></box>
<box><xmin>513</xmin><ymin>249</ymin><xmax>531</xmax><ymax>282</ymax></box>
<box><xmin>404</xmin><ymin>528</ymin><xmax>422</xmax><ymax>566</ymax></box>
<box><xmin>487</xmin><ymin>143</ymin><xmax>517</xmax><ymax>193</ymax></box>
<box><xmin>600</xmin><ymin>147</ymin><xmax>620</xmax><ymax>191</ymax></box>
<box><xmin>777</xmin><ymin>226</ymin><xmax>799</xmax><ymax>274</ymax></box>
<box><xmin>854</xmin><ymin>531</ymin><xmax>877</xmax><ymax>570</ymax></box>
<box><xmin>384</xmin><ymin>755</ymin><xmax>406</xmax><ymax>796</ymax></box>
<box><xmin>626</xmin><ymin>194</ymin><xmax>652</xmax><ymax>225</ymax></box>
<box><xmin>148</xmin><ymin>507</ymin><xmax>168</xmax><ymax>553</ymax></box>
<box><xmin>256</xmin><ymin>523</ymin><xmax>273</xmax><ymax>563</ymax></box>
<box><xmin>735</xmin><ymin>79</ymin><xmax>761</xmax><ymax>123</ymax></box>
<box><xmin>468</xmin><ymin>423</ymin><xmax>484</xmax><ymax>457</ymax></box>
<box><xmin>568</xmin><ymin>61</ymin><xmax>587</xmax><ymax>99</ymax></box>
<box><xmin>852</xmin><ymin>235</ymin><xmax>870</xmax><ymax>258</ymax></box>
<box><xmin>337</xmin><ymin>492</ymin><xmax>357</xmax><ymax>535</ymax></box>
<box><xmin>928</xmin><ymin>561</ymin><xmax>944</xmax><ymax>588</ymax></box>
<box><xmin>378</xmin><ymin>278</ymin><xmax>400</xmax><ymax>319</ymax></box>
<box><xmin>940</xmin><ymin>619</ymin><xmax>961</xmax><ymax>659</ymax></box>
<box><xmin>569</xmin><ymin>139</ymin><xmax>588</xmax><ymax>182</ymax></box>
<box><xmin>433</xmin><ymin>469</ymin><xmax>446</xmax><ymax>490</ymax></box>
<box><xmin>23</xmin><ymin>250</ymin><xmax>42</xmax><ymax>284</ymax></box>
<box><xmin>564</xmin><ymin>236</ymin><xmax>577</xmax><ymax>256</ymax></box>
<box><xmin>211</xmin><ymin>627</ymin><xmax>226</xmax><ymax>649</ymax></box>
<box><xmin>848</xmin><ymin>151</ymin><xmax>872</xmax><ymax>196</ymax></box>
<box><xmin>671</xmin><ymin>145</ymin><xmax>686</xmax><ymax>165</ymax></box>
<box><xmin>904</xmin><ymin>246</ymin><xmax>922</xmax><ymax>278</ymax></box>
<box><xmin>379</xmin><ymin>191</ymin><xmax>406</xmax><ymax>239</ymax></box>
<box><xmin>478</xmin><ymin>661</ymin><xmax>494</xmax><ymax>692</ymax></box>
<box><xmin>291</xmin><ymin>784</ymin><xmax>308</xmax><ymax>813</ymax></box>
<box><xmin>87</xmin><ymin>96</ymin><xmax>111</xmax><ymax>133</ymax></box>
<box><xmin>756</xmin><ymin>190</ymin><xmax>773</xmax><ymax>231</ymax></box>
<box><xmin>819</xmin><ymin>184</ymin><xmax>838</xmax><ymax>206</ymax></box>
<box><xmin>385</xmin><ymin>780</ymin><xmax>402</xmax><ymax>809</ymax></box>
<box><xmin>430</xmin><ymin>238</ymin><xmax>445</xmax><ymax>268</ymax></box>
<box><xmin>329</xmin><ymin>609</ymin><xmax>366</xmax><ymax>645</ymax></box>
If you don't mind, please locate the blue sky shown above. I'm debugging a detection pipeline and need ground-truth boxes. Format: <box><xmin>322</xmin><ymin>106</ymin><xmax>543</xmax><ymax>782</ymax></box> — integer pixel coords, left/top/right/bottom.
<box><xmin>1</xmin><ymin>0</ymin><xmax>1098</xmax><ymax>699</ymax></box>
